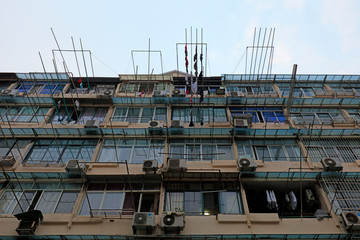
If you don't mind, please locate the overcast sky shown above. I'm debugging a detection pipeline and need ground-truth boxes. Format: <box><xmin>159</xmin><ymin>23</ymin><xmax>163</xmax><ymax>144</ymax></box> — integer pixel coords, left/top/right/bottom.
<box><xmin>0</xmin><ymin>0</ymin><xmax>359</xmax><ymax>77</ymax></box>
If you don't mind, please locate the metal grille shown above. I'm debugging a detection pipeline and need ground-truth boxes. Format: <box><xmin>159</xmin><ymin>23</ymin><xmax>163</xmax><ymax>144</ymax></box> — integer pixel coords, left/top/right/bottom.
<box><xmin>320</xmin><ymin>176</ymin><xmax>360</xmax><ymax>214</ymax></box>
<box><xmin>302</xmin><ymin>138</ymin><xmax>360</xmax><ymax>163</ymax></box>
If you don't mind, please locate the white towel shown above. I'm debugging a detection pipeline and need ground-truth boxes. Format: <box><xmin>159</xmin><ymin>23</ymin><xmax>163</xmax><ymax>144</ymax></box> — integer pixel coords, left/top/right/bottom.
<box><xmin>289</xmin><ymin>191</ymin><xmax>297</xmax><ymax>211</ymax></box>
<box><xmin>266</xmin><ymin>190</ymin><xmax>272</xmax><ymax>209</ymax></box>
<box><xmin>270</xmin><ymin>190</ymin><xmax>278</xmax><ymax>210</ymax></box>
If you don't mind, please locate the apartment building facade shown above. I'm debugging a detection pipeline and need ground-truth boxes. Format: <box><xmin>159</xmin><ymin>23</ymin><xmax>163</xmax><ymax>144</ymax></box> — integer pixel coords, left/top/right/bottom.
<box><xmin>0</xmin><ymin>72</ymin><xmax>359</xmax><ymax>239</ymax></box>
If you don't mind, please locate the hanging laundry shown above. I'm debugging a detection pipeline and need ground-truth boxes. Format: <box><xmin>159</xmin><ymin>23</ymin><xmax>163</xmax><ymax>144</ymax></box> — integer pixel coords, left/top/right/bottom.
<box><xmin>191</xmin><ymin>72</ymin><xmax>197</xmax><ymax>94</ymax></box>
<box><xmin>74</xmin><ymin>100</ymin><xmax>80</xmax><ymax>110</ymax></box>
<box><xmin>193</xmin><ymin>46</ymin><xmax>198</xmax><ymax>76</ymax></box>
<box><xmin>266</xmin><ymin>190</ymin><xmax>272</xmax><ymax>209</ymax></box>
<box><xmin>191</xmin><ymin>78</ymin><xmax>198</xmax><ymax>94</ymax></box>
<box><xmin>285</xmin><ymin>193</ymin><xmax>291</xmax><ymax>210</ymax></box>
<box><xmin>186</xmin><ymin>72</ymin><xmax>193</xmax><ymax>94</ymax></box>
<box><xmin>270</xmin><ymin>190</ymin><xmax>278</xmax><ymax>211</ymax></box>
<box><xmin>289</xmin><ymin>191</ymin><xmax>297</xmax><ymax>211</ymax></box>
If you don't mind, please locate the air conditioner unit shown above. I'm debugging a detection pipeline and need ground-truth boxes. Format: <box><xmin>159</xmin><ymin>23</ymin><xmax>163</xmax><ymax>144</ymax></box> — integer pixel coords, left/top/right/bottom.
<box><xmin>1</xmin><ymin>89</ymin><xmax>12</xmax><ymax>96</ymax></box>
<box><xmin>230</xmin><ymin>91</ymin><xmax>245</xmax><ymax>97</ymax></box>
<box><xmin>341</xmin><ymin>211</ymin><xmax>360</xmax><ymax>232</ymax></box>
<box><xmin>172</xmin><ymin>89</ymin><xmax>185</xmax><ymax>97</ymax></box>
<box><xmin>142</xmin><ymin>160</ymin><xmax>158</xmax><ymax>172</ymax></box>
<box><xmin>97</xmin><ymin>84</ymin><xmax>115</xmax><ymax>89</ymax></box>
<box><xmin>0</xmin><ymin>156</ymin><xmax>16</xmax><ymax>166</ymax></box>
<box><xmin>98</xmin><ymin>89</ymin><xmax>114</xmax><ymax>98</ymax></box>
<box><xmin>216</xmin><ymin>88</ymin><xmax>225</xmax><ymax>95</ymax></box>
<box><xmin>84</xmin><ymin>120</ymin><xmax>100</xmax><ymax>128</ymax></box>
<box><xmin>238</xmin><ymin>156</ymin><xmax>257</xmax><ymax>172</ymax></box>
<box><xmin>160</xmin><ymin>212</ymin><xmax>185</xmax><ymax>233</ymax></box>
<box><xmin>167</xmin><ymin>158</ymin><xmax>187</xmax><ymax>172</ymax></box>
<box><xmin>148</xmin><ymin>120</ymin><xmax>164</xmax><ymax>128</ymax></box>
<box><xmin>321</xmin><ymin>158</ymin><xmax>343</xmax><ymax>172</ymax></box>
<box><xmin>305</xmin><ymin>189</ymin><xmax>316</xmax><ymax>202</ymax></box>
<box><xmin>132</xmin><ymin>212</ymin><xmax>156</xmax><ymax>234</ymax></box>
<box><xmin>171</xmin><ymin>120</ymin><xmax>184</xmax><ymax>128</ymax></box>
<box><xmin>65</xmin><ymin>159</ymin><xmax>86</xmax><ymax>172</ymax></box>
<box><xmin>153</xmin><ymin>90</ymin><xmax>166</xmax><ymax>97</ymax></box>
<box><xmin>234</xmin><ymin>119</ymin><xmax>248</xmax><ymax>128</ymax></box>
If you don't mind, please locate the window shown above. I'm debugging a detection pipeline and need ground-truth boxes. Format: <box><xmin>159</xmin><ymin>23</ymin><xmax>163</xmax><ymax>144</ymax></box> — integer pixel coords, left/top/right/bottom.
<box><xmin>170</xmin><ymin>139</ymin><xmax>233</xmax><ymax>161</ymax></box>
<box><xmin>0</xmin><ymin>139</ymin><xmax>31</xmax><ymax>160</ymax></box>
<box><xmin>24</xmin><ymin>139</ymin><xmax>98</xmax><ymax>165</ymax></box>
<box><xmin>0</xmin><ymin>106</ymin><xmax>49</xmax><ymax>123</ymax></box>
<box><xmin>172</xmin><ymin>107</ymin><xmax>227</xmax><ymax>123</ymax></box>
<box><xmin>347</xmin><ymin>109</ymin><xmax>360</xmax><ymax>123</ymax></box>
<box><xmin>0</xmin><ymin>182</ymin><xmax>81</xmax><ymax>215</ymax></box>
<box><xmin>245</xmin><ymin>181</ymin><xmax>321</xmax><ymax>217</ymax></box>
<box><xmin>119</xmin><ymin>82</ymin><xmax>170</xmax><ymax>93</ymax></box>
<box><xmin>226</xmin><ymin>83</ymin><xmax>274</xmax><ymax>95</ymax></box>
<box><xmin>16</xmin><ymin>81</ymin><xmax>65</xmax><ymax>94</ymax></box>
<box><xmin>329</xmin><ymin>85</ymin><xmax>360</xmax><ymax>96</ymax></box>
<box><xmin>165</xmin><ymin>182</ymin><xmax>243</xmax><ymax>215</ymax></box>
<box><xmin>291</xmin><ymin>108</ymin><xmax>344</xmax><ymax>125</ymax></box>
<box><xmin>98</xmin><ymin>139</ymin><xmax>165</xmax><ymax>164</ymax></box>
<box><xmin>112</xmin><ymin>107</ymin><xmax>167</xmax><ymax>123</ymax></box>
<box><xmin>79</xmin><ymin>182</ymin><xmax>160</xmax><ymax>216</ymax></box>
<box><xmin>277</xmin><ymin>83</ymin><xmax>325</xmax><ymax>97</ymax></box>
<box><xmin>320</xmin><ymin>176</ymin><xmax>360</xmax><ymax>214</ymax></box>
<box><xmin>236</xmin><ymin>139</ymin><xmax>301</xmax><ymax>162</ymax></box>
<box><xmin>303</xmin><ymin>138</ymin><xmax>360</xmax><ymax>163</ymax></box>
<box><xmin>50</xmin><ymin>107</ymin><xmax>108</xmax><ymax>124</ymax></box>
<box><xmin>230</xmin><ymin>107</ymin><xmax>285</xmax><ymax>123</ymax></box>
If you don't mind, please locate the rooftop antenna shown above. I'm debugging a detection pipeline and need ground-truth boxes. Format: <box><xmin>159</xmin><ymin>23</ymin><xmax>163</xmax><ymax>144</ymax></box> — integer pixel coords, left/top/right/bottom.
<box><xmin>79</xmin><ymin>38</ymin><xmax>91</xmax><ymax>89</ymax></box>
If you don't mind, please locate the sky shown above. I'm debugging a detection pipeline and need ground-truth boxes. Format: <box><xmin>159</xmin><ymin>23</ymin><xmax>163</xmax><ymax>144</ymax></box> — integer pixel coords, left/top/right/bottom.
<box><xmin>0</xmin><ymin>0</ymin><xmax>360</xmax><ymax>77</ymax></box>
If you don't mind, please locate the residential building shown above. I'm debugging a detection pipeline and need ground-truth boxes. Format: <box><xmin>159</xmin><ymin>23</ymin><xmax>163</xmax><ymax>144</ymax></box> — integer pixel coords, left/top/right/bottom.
<box><xmin>0</xmin><ymin>72</ymin><xmax>359</xmax><ymax>239</ymax></box>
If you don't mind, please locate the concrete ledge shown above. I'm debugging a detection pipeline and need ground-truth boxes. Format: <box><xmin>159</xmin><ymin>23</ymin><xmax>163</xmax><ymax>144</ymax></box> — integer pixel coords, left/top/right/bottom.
<box><xmin>355</xmin><ymin>160</ymin><xmax>360</xmax><ymax>167</ymax></box>
<box><xmin>217</xmin><ymin>214</ymin><xmax>247</xmax><ymax>223</ymax></box>
<box><xmin>255</xmin><ymin>160</ymin><xmax>264</xmax><ymax>167</ymax></box>
<box><xmin>212</xmin><ymin>160</ymin><xmax>237</xmax><ymax>167</ymax></box>
<box><xmin>249</xmin><ymin>213</ymin><xmax>280</xmax><ymax>223</ymax></box>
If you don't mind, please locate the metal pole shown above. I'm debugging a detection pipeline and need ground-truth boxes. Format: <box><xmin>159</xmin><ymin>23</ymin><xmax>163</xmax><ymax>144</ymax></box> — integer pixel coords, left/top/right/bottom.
<box><xmin>286</xmin><ymin>64</ymin><xmax>298</xmax><ymax>122</ymax></box>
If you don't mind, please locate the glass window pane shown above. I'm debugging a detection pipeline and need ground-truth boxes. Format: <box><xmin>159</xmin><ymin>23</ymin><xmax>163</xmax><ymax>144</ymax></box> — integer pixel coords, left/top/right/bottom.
<box><xmin>184</xmin><ymin>192</ymin><xmax>202</xmax><ymax>215</ymax></box>
<box><xmin>98</xmin><ymin>147</ymin><xmax>116</xmax><ymax>162</ymax></box>
<box><xmin>217</xmin><ymin>145</ymin><xmax>233</xmax><ymax>160</ymax></box>
<box><xmin>36</xmin><ymin>191</ymin><xmax>61</xmax><ymax>213</ymax></box>
<box><xmin>55</xmin><ymin>192</ymin><xmax>79</xmax><ymax>213</ymax></box>
<box><xmin>13</xmin><ymin>191</ymin><xmax>36</xmax><ymax>215</ymax></box>
<box><xmin>102</xmin><ymin>192</ymin><xmax>124</xmax><ymax>215</ymax></box>
<box><xmin>117</xmin><ymin>147</ymin><xmax>132</xmax><ymax>162</ymax></box>
<box><xmin>170</xmin><ymin>145</ymin><xmax>184</xmax><ymax>159</ymax></box>
<box><xmin>0</xmin><ymin>191</ymin><xmax>22</xmax><ymax>214</ymax></box>
<box><xmin>165</xmin><ymin>192</ymin><xmax>184</xmax><ymax>212</ymax></box>
<box><xmin>186</xmin><ymin>145</ymin><xmax>200</xmax><ymax>161</ymax></box>
<box><xmin>269</xmin><ymin>146</ymin><xmax>286</xmax><ymax>161</ymax></box>
<box><xmin>132</xmin><ymin>146</ymin><xmax>148</xmax><ymax>164</ymax></box>
<box><xmin>255</xmin><ymin>146</ymin><xmax>271</xmax><ymax>161</ymax></box>
<box><xmin>141</xmin><ymin>108</ymin><xmax>154</xmax><ymax>123</ymax></box>
<box><xmin>202</xmin><ymin>145</ymin><xmax>214</xmax><ymax>161</ymax></box>
<box><xmin>80</xmin><ymin>192</ymin><xmax>103</xmax><ymax>216</ymax></box>
<box><xmin>219</xmin><ymin>192</ymin><xmax>241</xmax><ymax>214</ymax></box>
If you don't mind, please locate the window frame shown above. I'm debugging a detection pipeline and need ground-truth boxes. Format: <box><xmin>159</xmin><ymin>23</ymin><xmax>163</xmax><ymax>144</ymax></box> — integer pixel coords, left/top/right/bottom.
<box><xmin>112</xmin><ymin>107</ymin><xmax>167</xmax><ymax>123</ymax></box>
